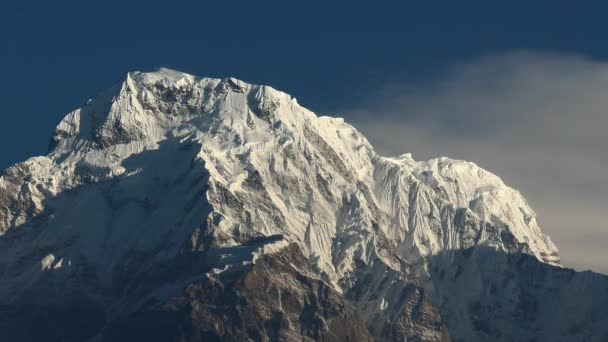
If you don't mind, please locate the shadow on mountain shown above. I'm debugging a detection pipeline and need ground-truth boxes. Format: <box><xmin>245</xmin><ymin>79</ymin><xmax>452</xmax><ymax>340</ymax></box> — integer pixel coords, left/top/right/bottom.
<box><xmin>0</xmin><ymin>136</ymin><xmax>218</xmax><ymax>341</ymax></box>
<box><xmin>428</xmin><ymin>247</ymin><xmax>608</xmax><ymax>342</ymax></box>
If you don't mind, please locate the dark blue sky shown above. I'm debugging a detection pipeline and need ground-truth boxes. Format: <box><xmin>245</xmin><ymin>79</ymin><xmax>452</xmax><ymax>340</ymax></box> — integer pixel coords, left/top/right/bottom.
<box><xmin>2</xmin><ymin>1</ymin><xmax>608</xmax><ymax>169</ymax></box>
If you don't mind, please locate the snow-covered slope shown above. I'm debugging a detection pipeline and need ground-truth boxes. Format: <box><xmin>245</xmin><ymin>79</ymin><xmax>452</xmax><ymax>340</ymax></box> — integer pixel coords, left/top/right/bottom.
<box><xmin>0</xmin><ymin>68</ymin><xmax>604</xmax><ymax>341</ymax></box>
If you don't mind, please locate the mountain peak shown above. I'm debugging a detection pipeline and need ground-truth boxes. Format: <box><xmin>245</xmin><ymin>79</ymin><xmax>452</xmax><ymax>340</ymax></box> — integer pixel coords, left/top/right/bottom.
<box><xmin>25</xmin><ymin>69</ymin><xmax>563</xmax><ymax>270</ymax></box>
<box><xmin>1</xmin><ymin>69</ymin><xmax>591</xmax><ymax>341</ymax></box>
<box><xmin>49</xmin><ymin>69</ymin><xmax>283</xmax><ymax>153</ymax></box>
<box><xmin>126</xmin><ymin>68</ymin><xmax>255</xmax><ymax>95</ymax></box>
<box><xmin>130</xmin><ymin>67</ymin><xmax>198</xmax><ymax>84</ymax></box>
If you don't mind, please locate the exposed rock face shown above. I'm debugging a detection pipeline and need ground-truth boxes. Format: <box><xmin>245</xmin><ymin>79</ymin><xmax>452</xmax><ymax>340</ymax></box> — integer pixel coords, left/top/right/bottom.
<box><xmin>105</xmin><ymin>244</ymin><xmax>373</xmax><ymax>342</ymax></box>
<box><xmin>0</xmin><ymin>68</ymin><xmax>605</xmax><ymax>341</ymax></box>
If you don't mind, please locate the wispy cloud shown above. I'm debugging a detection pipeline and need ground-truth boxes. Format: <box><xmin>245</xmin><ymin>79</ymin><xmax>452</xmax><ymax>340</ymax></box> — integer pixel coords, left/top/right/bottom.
<box><xmin>343</xmin><ymin>51</ymin><xmax>608</xmax><ymax>274</ymax></box>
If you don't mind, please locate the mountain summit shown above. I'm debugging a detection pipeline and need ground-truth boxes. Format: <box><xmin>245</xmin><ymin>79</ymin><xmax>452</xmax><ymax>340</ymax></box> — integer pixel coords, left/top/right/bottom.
<box><xmin>0</xmin><ymin>69</ymin><xmax>606</xmax><ymax>341</ymax></box>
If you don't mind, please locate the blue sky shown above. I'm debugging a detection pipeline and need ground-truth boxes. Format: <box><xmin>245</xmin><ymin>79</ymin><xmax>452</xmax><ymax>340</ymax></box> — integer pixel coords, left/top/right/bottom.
<box><xmin>2</xmin><ymin>1</ymin><xmax>608</xmax><ymax>273</ymax></box>
<box><xmin>2</xmin><ymin>1</ymin><xmax>607</xmax><ymax>168</ymax></box>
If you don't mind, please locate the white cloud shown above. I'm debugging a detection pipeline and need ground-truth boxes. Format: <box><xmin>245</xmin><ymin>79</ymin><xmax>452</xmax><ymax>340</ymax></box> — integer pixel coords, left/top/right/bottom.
<box><xmin>344</xmin><ymin>51</ymin><xmax>608</xmax><ymax>274</ymax></box>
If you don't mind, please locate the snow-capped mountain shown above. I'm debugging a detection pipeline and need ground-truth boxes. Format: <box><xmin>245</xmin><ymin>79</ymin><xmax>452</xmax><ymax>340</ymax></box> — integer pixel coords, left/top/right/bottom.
<box><xmin>0</xmin><ymin>69</ymin><xmax>606</xmax><ymax>341</ymax></box>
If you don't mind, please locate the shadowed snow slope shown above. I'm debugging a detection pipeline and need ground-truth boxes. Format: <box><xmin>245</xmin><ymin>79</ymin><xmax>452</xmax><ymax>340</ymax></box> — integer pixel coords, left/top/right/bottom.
<box><xmin>0</xmin><ymin>68</ymin><xmax>605</xmax><ymax>342</ymax></box>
